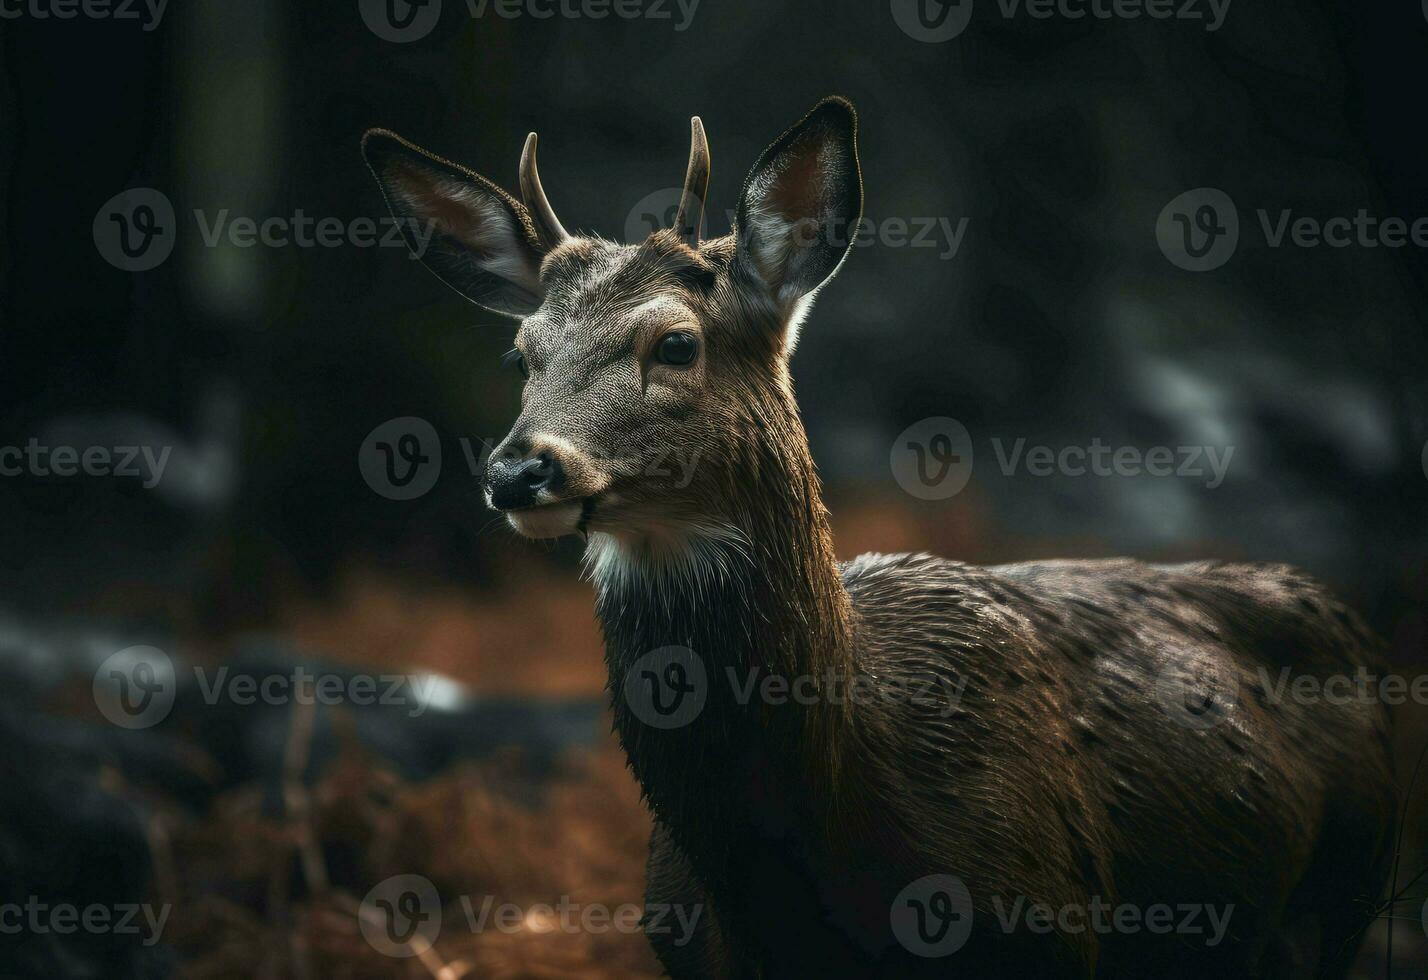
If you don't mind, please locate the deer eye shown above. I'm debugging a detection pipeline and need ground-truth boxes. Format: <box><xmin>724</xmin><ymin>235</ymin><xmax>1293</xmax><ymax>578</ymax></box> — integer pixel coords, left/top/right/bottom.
<box><xmin>501</xmin><ymin>348</ymin><xmax>529</xmax><ymax>379</ymax></box>
<box><xmin>655</xmin><ymin>332</ymin><xmax>698</xmax><ymax>367</ymax></box>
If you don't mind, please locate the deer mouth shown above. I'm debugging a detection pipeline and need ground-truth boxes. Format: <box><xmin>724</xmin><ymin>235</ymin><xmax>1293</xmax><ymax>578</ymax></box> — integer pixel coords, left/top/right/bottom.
<box><xmin>503</xmin><ymin>497</ymin><xmax>596</xmax><ymax>539</ymax></box>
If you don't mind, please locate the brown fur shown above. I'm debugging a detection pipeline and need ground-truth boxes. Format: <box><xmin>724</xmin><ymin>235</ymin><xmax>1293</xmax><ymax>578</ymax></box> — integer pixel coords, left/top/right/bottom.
<box><xmin>363</xmin><ymin>99</ymin><xmax>1398</xmax><ymax>979</ymax></box>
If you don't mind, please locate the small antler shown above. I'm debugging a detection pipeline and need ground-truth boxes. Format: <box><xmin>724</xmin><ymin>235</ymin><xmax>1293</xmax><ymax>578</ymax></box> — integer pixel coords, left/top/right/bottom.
<box><xmin>673</xmin><ymin>117</ymin><xmax>710</xmax><ymax>246</ymax></box>
<box><xmin>519</xmin><ymin>132</ymin><xmax>570</xmax><ymax>248</ymax></box>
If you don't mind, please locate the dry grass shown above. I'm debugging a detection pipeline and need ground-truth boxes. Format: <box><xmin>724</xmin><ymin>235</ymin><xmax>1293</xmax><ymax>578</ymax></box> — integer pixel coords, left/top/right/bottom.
<box><xmin>163</xmin><ymin>738</ymin><xmax>658</xmax><ymax>979</ymax></box>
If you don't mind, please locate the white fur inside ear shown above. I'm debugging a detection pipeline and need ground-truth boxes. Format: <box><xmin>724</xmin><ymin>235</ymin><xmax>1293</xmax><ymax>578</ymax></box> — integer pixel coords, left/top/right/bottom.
<box><xmin>744</xmin><ymin>200</ymin><xmax>799</xmax><ymax>288</ymax></box>
<box><xmin>468</xmin><ymin>196</ymin><xmax>542</xmax><ymax>292</ymax></box>
<box><xmin>394</xmin><ymin>171</ymin><xmax>541</xmax><ymax>292</ymax></box>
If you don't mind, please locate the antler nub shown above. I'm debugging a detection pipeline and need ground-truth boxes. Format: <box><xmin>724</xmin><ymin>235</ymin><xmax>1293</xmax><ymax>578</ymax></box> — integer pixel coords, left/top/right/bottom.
<box><xmin>673</xmin><ymin>116</ymin><xmax>711</xmax><ymax>246</ymax></box>
<box><xmin>520</xmin><ymin>132</ymin><xmax>570</xmax><ymax>248</ymax></box>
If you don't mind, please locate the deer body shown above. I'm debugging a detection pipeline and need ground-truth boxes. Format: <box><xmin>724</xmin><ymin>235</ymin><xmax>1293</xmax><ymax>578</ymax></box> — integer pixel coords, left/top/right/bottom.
<box><xmin>364</xmin><ymin>99</ymin><xmax>1397</xmax><ymax>978</ymax></box>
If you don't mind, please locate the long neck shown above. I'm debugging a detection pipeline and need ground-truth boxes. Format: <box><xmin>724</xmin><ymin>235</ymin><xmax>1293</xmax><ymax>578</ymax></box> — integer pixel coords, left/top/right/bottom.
<box><xmin>587</xmin><ymin>400</ymin><xmax>857</xmax><ymax>877</ymax></box>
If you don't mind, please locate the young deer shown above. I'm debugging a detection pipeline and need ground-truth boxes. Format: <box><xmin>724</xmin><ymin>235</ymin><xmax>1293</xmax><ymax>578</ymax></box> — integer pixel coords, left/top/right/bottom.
<box><xmin>363</xmin><ymin>99</ymin><xmax>1397</xmax><ymax>978</ymax></box>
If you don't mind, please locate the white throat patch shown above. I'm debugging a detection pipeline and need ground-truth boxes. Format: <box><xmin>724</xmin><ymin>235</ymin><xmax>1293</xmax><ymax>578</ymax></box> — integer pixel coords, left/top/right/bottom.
<box><xmin>582</xmin><ymin>524</ymin><xmax>754</xmax><ymax>608</ymax></box>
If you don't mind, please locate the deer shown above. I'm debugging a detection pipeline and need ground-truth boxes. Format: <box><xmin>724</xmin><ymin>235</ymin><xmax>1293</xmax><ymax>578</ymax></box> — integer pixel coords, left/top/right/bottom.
<box><xmin>362</xmin><ymin>98</ymin><xmax>1398</xmax><ymax>978</ymax></box>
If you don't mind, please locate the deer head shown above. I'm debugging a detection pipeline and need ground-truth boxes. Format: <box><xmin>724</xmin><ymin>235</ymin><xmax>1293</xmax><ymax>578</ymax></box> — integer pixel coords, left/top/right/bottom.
<box><xmin>362</xmin><ymin>99</ymin><xmax>862</xmax><ymax>559</ymax></box>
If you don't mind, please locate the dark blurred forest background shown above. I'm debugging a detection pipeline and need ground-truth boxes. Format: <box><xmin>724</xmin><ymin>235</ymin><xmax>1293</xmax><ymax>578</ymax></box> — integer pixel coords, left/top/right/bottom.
<box><xmin>0</xmin><ymin>0</ymin><xmax>1426</xmax><ymax>976</ymax></box>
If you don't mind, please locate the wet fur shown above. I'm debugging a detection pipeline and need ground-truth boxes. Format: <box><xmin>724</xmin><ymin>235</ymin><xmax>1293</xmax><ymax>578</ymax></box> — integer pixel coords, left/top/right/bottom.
<box><xmin>363</xmin><ymin>101</ymin><xmax>1398</xmax><ymax>980</ymax></box>
<box><xmin>602</xmin><ymin>543</ymin><xmax>1396</xmax><ymax>978</ymax></box>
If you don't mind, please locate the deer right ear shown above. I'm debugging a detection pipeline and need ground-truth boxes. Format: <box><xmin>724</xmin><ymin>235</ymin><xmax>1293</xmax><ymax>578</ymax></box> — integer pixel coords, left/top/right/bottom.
<box><xmin>362</xmin><ymin>129</ymin><xmax>547</xmax><ymax>319</ymax></box>
<box><xmin>733</xmin><ymin>98</ymin><xmax>863</xmax><ymax>326</ymax></box>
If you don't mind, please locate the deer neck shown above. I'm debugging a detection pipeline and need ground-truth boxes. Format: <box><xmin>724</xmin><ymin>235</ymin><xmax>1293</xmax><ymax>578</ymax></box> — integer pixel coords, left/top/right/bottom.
<box><xmin>585</xmin><ymin>403</ymin><xmax>858</xmax><ymax>871</ymax></box>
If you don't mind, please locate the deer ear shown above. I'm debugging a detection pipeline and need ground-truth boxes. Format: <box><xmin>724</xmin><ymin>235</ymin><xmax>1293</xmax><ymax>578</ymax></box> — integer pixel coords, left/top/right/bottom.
<box><xmin>734</xmin><ymin>98</ymin><xmax>863</xmax><ymax>324</ymax></box>
<box><xmin>362</xmin><ymin>129</ymin><xmax>547</xmax><ymax>319</ymax></box>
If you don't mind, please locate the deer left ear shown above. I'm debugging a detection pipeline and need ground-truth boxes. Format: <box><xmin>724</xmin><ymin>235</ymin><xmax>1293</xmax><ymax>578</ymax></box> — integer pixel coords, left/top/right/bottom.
<box><xmin>362</xmin><ymin>128</ymin><xmax>548</xmax><ymax>319</ymax></box>
<box><xmin>734</xmin><ymin>97</ymin><xmax>863</xmax><ymax>332</ymax></box>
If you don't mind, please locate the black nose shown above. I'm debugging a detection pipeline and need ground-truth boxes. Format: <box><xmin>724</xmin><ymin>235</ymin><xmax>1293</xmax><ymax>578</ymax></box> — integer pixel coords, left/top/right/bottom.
<box><xmin>486</xmin><ymin>445</ymin><xmax>562</xmax><ymax>510</ymax></box>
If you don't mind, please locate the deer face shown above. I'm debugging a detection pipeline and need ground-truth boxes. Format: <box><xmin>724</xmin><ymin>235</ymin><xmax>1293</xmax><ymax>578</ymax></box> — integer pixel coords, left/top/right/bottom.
<box><xmin>363</xmin><ymin>99</ymin><xmax>862</xmax><ymax>542</ymax></box>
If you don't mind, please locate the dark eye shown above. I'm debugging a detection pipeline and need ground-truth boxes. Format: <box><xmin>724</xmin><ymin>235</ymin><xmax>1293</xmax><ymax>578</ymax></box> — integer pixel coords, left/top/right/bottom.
<box><xmin>655</xmin><ymin>332</ymin><xmax>698</xmax><ymax>367</ymax></box>
<box><xmin>501</xmin><ymin>348</ymin><xmax>529</xmax><ymax>379</ymax></box>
